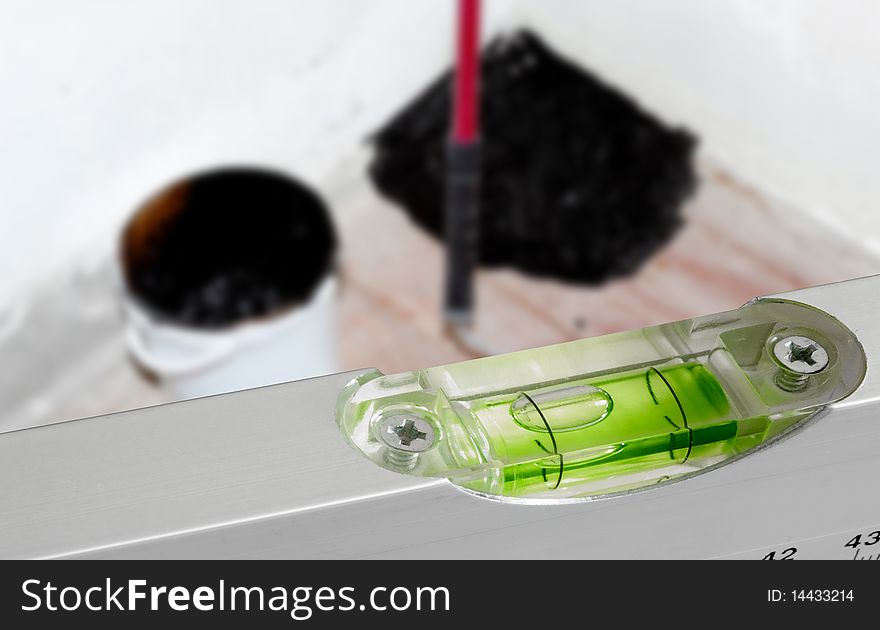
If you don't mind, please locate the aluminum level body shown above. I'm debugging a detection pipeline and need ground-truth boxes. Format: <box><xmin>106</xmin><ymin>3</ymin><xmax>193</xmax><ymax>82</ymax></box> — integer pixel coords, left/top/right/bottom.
<box><xmin>2</xmin><ymin>276</ymin><xmax>880</xmax><ymax>559</ymax></box>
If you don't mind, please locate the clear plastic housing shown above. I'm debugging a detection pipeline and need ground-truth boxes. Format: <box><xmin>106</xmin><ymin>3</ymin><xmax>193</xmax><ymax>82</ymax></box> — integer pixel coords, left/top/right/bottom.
<box><xmin>336</xmin><ymin>299</ymin><xmax>866</xmax><ymax>503</ymax></box>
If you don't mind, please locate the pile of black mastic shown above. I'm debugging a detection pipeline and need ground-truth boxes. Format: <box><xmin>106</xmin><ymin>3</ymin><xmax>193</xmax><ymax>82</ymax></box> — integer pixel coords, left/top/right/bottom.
<box><xmin>369</xmin><ymin>30</ymin><xmax>697</xmax><ymax>284</ymax></box>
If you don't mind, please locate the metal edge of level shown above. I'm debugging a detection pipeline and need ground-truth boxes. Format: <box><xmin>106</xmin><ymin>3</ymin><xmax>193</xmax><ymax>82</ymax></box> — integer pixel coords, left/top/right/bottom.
<box><xmin>2</xmin><ymin>275</ymin><xmax>880</xmax><ymax>558</ymax></box>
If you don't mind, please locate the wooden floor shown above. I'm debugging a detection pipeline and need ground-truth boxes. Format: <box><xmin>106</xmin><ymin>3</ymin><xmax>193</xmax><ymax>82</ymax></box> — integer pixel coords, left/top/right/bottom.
<box><xmin>1</xmin><ymin>155</ymin><xmax>878</xmax><ymax>430</ymax></box>
<box><xmin>336</xmin><ymin>155</ymin><xmax>880</xmax><ymax>375</ymax></box>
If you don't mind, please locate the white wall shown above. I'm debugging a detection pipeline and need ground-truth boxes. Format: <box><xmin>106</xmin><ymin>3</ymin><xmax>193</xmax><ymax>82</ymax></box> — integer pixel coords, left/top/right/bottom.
<box><xmin>0</xmin><ymin>0</ymin><xmax>515</xmax><ymax>310</ymax></box>
<box><xmin>1</xmin><ymin>0</ymin><xmax>879</xmax><ymax>311</ymax></box>
<box><xmin>517</xmin><ymin>0</ymin><xmax>880</xmax><ymax>252</ymax></box>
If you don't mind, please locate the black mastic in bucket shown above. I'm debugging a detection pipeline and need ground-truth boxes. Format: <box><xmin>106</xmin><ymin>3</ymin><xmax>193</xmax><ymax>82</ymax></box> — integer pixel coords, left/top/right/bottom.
<box><xmin>122</xmin><ymin>168</ymin><xmax>337</xmax><ymax>329</ymax></box>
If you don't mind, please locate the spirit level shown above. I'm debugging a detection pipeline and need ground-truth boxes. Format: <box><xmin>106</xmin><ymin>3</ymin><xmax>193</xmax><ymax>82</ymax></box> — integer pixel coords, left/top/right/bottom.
<box><xmin>338</xmin><ymin>299</ymin><xmax>864</xmax><ymax>502</ymax></box>
<box><xmin>2</xmin><ymin>276</ymin><xmax>880</xmax><ymax>558</ymax></box>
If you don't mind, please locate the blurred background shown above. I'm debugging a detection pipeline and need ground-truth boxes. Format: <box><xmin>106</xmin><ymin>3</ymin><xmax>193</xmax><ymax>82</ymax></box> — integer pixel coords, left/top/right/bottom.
<box><xmin>2</xmin><ymin>0</ymin><xmax>879</xmax><ymax>432</ymax></box>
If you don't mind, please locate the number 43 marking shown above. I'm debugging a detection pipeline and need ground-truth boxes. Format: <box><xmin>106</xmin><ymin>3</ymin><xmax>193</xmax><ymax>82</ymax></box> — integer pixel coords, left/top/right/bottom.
<box><xmin>845</xmin><ymin>530</ymin><xmax>880</xmax><ymax>549</ymax></box>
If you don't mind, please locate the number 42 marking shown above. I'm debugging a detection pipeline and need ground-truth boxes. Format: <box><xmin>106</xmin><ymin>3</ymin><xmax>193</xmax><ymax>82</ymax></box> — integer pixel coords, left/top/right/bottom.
<box><xmin>763</xmin><ymin>547</ymin><xmax>797</xmax><ymax>560</ymax></box>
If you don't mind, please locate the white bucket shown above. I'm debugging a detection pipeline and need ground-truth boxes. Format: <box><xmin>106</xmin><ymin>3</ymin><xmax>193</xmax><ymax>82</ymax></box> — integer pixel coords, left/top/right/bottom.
<box><xmin>119</xmin><ymin>167</ymin><xmax>339</xmax><ymax>400</ymax></box>
<box><xmin>123</xmin><ymin>276</ymin><xmax>338</xmax><ymax>400</ymax></box>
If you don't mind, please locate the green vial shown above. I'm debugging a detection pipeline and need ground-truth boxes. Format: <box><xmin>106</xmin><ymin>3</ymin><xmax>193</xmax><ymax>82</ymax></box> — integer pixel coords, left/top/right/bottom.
<box><xmin>463</xmin><ymin>363</ymin><xmax>734</xmax><ymax>496</ymax></box>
